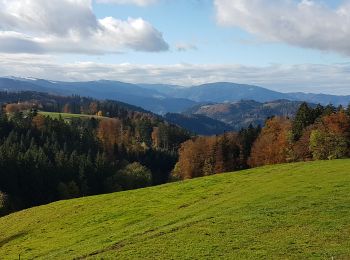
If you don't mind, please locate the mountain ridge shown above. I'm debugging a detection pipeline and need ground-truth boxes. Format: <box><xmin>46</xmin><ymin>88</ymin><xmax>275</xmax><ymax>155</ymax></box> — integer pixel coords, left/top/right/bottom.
<box><xmin>181</xmin><ymin>99</ymin><xmax>309</xmax><ymax>131</ymax></box>
<box><xmin>1</xmin><ymin>77</ymin><xmax>350</xmax><ymax>115</ymax></box>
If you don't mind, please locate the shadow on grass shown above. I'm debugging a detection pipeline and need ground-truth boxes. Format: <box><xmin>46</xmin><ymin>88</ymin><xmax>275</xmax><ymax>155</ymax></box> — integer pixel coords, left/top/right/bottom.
<box><xmin>0</xmin><ymin>231</ymin><xmax>28</xmax><ymax>248</ymax></box>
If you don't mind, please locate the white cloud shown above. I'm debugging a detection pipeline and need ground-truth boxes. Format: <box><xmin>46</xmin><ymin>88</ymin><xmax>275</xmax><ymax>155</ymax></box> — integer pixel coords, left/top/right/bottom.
<box><xmin>96</xmin><ymin>0</ymin><xmax>158</xmax><ymax>6</ymax></box>
<box><xmin>175</xmin><ymin>43</ymin><xmax>198</xmax><ymax>52</ymax></box>
<box><xmin>214</xmin><ymin>0</ymin><xmax>350</xmax><ymax>56</ymax></box>
<box><xmin>1</xmin><ymin>54</ymin><xmax>350</xmax><ymax>95</ymax></box>
<box><xmin>0</xmin><ymin>0</ymin><xmax>168</xmax><ymax>54</ymax></box>
<box><xmin>0</xmin><ymin>0</ymin><xmax>98</xmax><ymax>36</ymax></box>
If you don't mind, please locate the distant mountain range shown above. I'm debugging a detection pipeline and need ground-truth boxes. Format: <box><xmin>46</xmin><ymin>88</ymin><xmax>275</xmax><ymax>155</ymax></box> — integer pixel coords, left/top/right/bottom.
<box><xmin>1</xmin><ymin>77</ymin><xmax>350</xmax><ymax>115</ymax></box>
<box><xmin>1</xmin><ymin>77</ymin><xmax>348</xmax><ymax>135</ymax></box>
<box><xmin>149</xmin><ymin>82</ymin><xmax>350</xmax><ymax>106</ymax></box>
<box><xmin>0</xmin><ymin>77</ymin><xmax>195</xmax><ymax>114</ymax></box>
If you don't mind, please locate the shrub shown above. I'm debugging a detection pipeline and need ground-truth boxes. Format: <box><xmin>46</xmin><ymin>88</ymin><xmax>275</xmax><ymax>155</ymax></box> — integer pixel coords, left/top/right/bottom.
<box><xmin>0</xmin><ymin>191</ymin><xmax>10</xmax><ymax>216</ymax></box>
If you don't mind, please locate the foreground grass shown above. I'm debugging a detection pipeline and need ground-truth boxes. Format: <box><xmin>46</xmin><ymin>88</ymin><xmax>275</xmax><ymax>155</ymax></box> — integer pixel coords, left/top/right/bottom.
<box><xmin>38</xmin><ymin>111</ymin><xmax>107</xmax><ymax>120</ymax></box>
<box><xmin>1</xmin><ymin>160</ymin><xmax>350</xmax><ymax>259</ymax></box>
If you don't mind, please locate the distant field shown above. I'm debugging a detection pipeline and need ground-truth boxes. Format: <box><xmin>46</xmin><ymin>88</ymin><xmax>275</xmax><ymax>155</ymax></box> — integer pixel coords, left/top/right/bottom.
<box><xmin>1</xmin><ymin>160</ymin><xmax>350</xmax><ymax>259</ymax></box>
<box><xmin>38</xmin><ymin>111</ymin><xmax>107</xmax><ymax>120</ymax></box>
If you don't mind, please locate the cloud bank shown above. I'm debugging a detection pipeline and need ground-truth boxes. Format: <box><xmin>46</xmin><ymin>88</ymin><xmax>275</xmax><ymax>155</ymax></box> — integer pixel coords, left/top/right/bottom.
<box><xmin>0</xmin><ymin>0</ymin><xmax>168</xmax><ymax>54</ymax></box>
<box><xmin>215</xmin><ymin>0</ymin><xmax>350</xmax><ymax>56</ymax></box>
<box><xmin>1</xmin><ymin>54</ymin><xmax>350</xmax><ymax>95</ymax></box>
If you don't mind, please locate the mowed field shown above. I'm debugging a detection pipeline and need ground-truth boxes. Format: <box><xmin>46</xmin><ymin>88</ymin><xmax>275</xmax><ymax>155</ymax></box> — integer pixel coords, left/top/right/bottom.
<box><xmin>38</xmin><ymin>111</ymin><xmax>107</xmax><ymax>120</ymax></box>
<box><xmin>1</xmin><ymin>160</ymin><xmax>350</xmax><ymax>259</ymax></box>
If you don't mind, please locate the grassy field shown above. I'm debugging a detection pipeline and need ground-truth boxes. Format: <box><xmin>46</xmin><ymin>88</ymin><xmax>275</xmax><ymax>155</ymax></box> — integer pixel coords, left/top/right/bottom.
<box><xmin>38</xmin><ymin>111</ymin><xmax>107</xmax><ymax>120</ymax></box>
<box><xmin>1</xmin><ymin>160</ymin><xmax>350</xmax><ymax>259</ymax></box>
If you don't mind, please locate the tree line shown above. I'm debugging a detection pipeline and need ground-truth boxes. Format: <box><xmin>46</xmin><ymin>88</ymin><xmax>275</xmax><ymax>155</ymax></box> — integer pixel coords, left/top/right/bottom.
<box><xmin>0</xmin><ymin>92</ymin><xmax>190</xmax><ymax>215</ymax></box>
<box><xmin>249</xmin><ymin>103</ymin><xmax>350</xmax><ymax>166</ymax></box>
<box><xmin>173</xmin><ymin>125</ymin><xmax>260</xmax><ymax>179</ymax></box>
<box><xmin>173</xmin><ymin>103</ymin><xmax>350</xmax><ymax>179</ymax></box>
<box><xmin>2</xmin><ymin>90</ymin><xmax>350</xmax><ymax>216</ymax></box>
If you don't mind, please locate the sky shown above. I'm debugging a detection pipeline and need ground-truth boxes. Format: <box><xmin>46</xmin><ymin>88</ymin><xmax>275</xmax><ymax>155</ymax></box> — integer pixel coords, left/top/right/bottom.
<box><xmin>0</xmin><ymin>0</ymin><xmax>350</xmax><ymax>94</ymax></box>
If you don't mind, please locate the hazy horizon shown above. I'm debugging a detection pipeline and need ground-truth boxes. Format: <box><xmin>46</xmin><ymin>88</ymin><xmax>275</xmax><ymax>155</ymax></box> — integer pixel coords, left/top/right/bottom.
<box><xmin>4</xmin><ymin>75</ymin><xmax>350</xmax><ymax>97</ymax></box>
<box><xmin>1</xmin><ymin>0</ymin><xmax>350</xmax><ymax>94</ymax></box>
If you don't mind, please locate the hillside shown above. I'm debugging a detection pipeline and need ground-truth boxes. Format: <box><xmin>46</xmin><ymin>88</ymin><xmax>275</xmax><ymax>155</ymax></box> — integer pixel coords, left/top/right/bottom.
<box><xmin>169</xmin><ymin>82</ymin><xmax>284</xmax><ymax>103</ymax></box>
<box><xmin>0</xmin><ymin>90</ymin><xmax>191</xmax><ymax>212</ymax></box>
<box><xmin>146</xmin><ymin>82</ymin><xmax>350</xmax><ymax>106</ymax></box>
<box><xmin>164</xmin><ymin>113</ymin><xmax>233</xmax><ymax>135</ymax></box>
<box><xmin>0</xmin><ymin>78</ymin><xmax>197</xmax><ymax>114</ymax></box>
<box><xmin>0</xmin><ymin>90</ymin><xmax>149</xmax><ymax>114</ymax></box>
<box><xmin>2</xmin><ymin>78</ymin><xmax>350</xmax><ymax>115</ymax></box>
<box><xmin>38</xmin><ymin>112</ymin><xmax>108</xmax><ymax>120</ymax></box>
<box><xmin>184</xmin><ymin>99</ymin><xmax>306</xmax><ymax>130</ymax></box>
<box><xmin>1</xmin><ymin>160</ymin><xmax>350</xmax><ymax>259</ymax></box>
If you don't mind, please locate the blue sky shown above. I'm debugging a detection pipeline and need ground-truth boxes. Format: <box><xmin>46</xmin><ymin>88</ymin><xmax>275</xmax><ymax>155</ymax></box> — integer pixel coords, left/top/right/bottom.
<box><xmin>90</xmin><ymin>0</ymin><xmax>346</xmax><ymax>66</ymax></box>
<box><xmin>1</xmin><ymin>0</ymin><xmax>350</xmax><ymax>94</ymax></box>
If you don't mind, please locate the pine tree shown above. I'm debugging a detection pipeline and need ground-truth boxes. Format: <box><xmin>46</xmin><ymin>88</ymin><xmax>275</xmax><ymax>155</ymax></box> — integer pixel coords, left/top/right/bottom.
<box><xmin>292</xmin><ymin>103</ymin><xmax>314</xmax><ymax>141</ymax></box>
<box><xmin>346</xmin><ymin>104</ymin><xmax>350</xmax><ymax>116</ymax></box>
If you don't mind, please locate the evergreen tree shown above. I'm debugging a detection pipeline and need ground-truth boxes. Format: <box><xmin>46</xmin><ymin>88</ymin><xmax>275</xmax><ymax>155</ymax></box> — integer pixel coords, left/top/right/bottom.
<box><xmin>292</xmin><ymin>103</ymin><xmax>316</xmax><ymax>141</ymax></box>
<box><xmin>346</xmin><ymin>104</ymin><xmax>350</xmax><ymax>116</ymax></box>
<box><xmin>0</xmin><ymin>191</ymin><xmax>10</xmax><ymax>216</ymax></box>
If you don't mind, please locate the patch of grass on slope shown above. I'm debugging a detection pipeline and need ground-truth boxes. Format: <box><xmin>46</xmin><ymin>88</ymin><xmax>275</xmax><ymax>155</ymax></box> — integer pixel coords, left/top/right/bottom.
<box><xmin>38</xmin><ymin>112</ymin><xmax>106</xmax><ymax>120</ymax></box>
<box><xmin>1</xmin><ymin>160</ymin><xmax>350</xmax><ymax>259</ymax></box>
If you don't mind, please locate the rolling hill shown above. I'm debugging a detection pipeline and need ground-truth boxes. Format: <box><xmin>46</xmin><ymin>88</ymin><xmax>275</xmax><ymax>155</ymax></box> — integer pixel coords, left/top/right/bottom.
<box><xmin>184</xmin><ymin>99</ymin><xmax>306</xmax><ymax>130</ymax></box>
<box><xmin>38</xmin><ymin>111</ymin><xmax>108</xmax><ymax>120</ymax></box>
<box><xmin>164</xmin><ymin>113</ymin><xmax>234</xmax><ymax>135</ymax></box>
<box><xmin>167</xmin><ymin>82</ymin><xmax>285</xmax><ymax>103</ymax></box>
<box><xmin>1</xmin><ymin>78</ymin><xmax>350</xmax><ymax>115</ymax></box>
<box><xmin>147</xmin><ymin>82</ymin><xmax>350</xmax><ymax>106</ymax></box>
<box><xmin>0</xmin><ymin>77</ymin><xmax>197</xmax><ymax>114</ymax></box>
<box><xmin>1</xmin><ymin>160</ymin><xmax>350</xmax><ymax>259</ymax></box>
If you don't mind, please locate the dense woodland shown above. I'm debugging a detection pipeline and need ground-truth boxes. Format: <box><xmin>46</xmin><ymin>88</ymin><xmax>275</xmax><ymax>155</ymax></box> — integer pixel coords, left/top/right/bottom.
<box><xmin>172</xmin><ymin>126</ymin><xmax>260</xmax><ymax>179</ymax></box>
<box><xmin>173</xmin><ymin>103</ymin><xmax>350</xmax><ymax>179</ymax></box>
<box><xmin>249</xmin><ymin>103</ymin><xmax>350</xmax><ymax>166</ymax></box>
<box><xmin>0</xmin><ymin>91</ymin><xmax>190</xmax><ymax>215</ymax></box>
<box><xmin>1</xmin><ymin>90</ymin><xmax>350</xmax><ymax>216</ymax></box>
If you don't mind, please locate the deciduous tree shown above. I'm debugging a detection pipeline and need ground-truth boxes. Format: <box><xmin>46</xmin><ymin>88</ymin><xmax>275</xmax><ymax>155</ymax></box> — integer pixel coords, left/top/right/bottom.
<box><xmin>249</xmin><ymin>117</ymin><xmax>292</xmax><ymax>167</ymax></box>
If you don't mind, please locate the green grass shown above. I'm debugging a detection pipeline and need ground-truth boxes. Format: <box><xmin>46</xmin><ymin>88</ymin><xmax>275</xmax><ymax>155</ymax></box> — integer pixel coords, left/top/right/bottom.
<box><xmin>1</xmin><ymin>160</ymin><xmax>350</xmax><ymax>259</ymax></box>
<box><xmin>38</xmin><ymin>111</ymin><xmax>107</xmax><ymax>120</ymax></box>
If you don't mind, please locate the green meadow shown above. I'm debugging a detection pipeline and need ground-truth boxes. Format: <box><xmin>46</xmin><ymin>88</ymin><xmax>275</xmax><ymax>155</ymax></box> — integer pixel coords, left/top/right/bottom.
<box><xmin>38</xmin><ymin>111</ymin><xmax>107</xmax><ymax>120</ymax></box>
<box><xmin>1</xmin><ymin>160</ymin><xmax>350</xmax><ymax>259</ymax></box>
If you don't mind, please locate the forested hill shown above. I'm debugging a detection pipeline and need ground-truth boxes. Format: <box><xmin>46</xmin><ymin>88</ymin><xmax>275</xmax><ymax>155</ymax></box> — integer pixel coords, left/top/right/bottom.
<box><xmin>0</xmin><ymin>91</ymin><xmax>191</xmax><ymax>215</ymax></box>
<box><xmin>0</xmin><ymin>91</ymin><xmax>148</xmax><ymax>114</ymax></box>
<box><xmin>164</xmin><ymin>113</ymin><xmax>234</xmax><ymax>135</ymax></box>
<box><xmin>183</xmin><ymin>99</ymin><xmax>312</xmax><ymax>131</ymax></box>
<box><xmin>3</xmin><ymin>77</ymin><xmax>350</xmax><ymax>115</ymax></box>
<box><xmin>172</xmin><ymin>102</ymin><xmax>350</xmax><ymax>180</ymax></box>
<box><xmin>0</xmin><ymin>78</ymin><xmax>197</xmax><ymax>114</ymax></box>
<box><xmin>2</xmin><ymin>90</ymin><xmax>350</xmax><ymax>217</ymax></box>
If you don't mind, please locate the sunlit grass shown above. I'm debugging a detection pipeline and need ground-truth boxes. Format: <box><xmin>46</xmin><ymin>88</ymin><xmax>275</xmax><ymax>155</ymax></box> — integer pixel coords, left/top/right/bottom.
<box><xmin>1</xmin><ymin>160</ymin><xmax>350</xmax><ymax>259</ymax></box>
<box><xmin>38</xmin><ymin>111</ymin><xmax>107</xmax><ymax>120</ymax></box>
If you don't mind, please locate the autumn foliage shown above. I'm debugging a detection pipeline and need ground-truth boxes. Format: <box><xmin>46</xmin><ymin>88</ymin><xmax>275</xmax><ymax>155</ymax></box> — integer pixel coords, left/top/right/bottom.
<box><xmin>173</xmin><ymin>133</ymin><xmax>241</xmax><ymax>179</ymax></box>
<box><xmin>172</xmin><ymin>127</ymin><xmax>262</xmax><ymax>180</ymax></box>
<box><xmin>173</xmin><ymin>103</ymin><xmax>350</xmax><ymax>180</ymax></box>
<box><xmin>249</xmin><ymin>106</ymin><xmax>350</xmax><ymax>167</ymax></box>
<box><xmin>97</xmin><ymin>118</ymin><xmax>123</xmax><ymax>155</ymax></box>
<box><xmin>309</xmin><ymin>112</ymin><xmax>350</xmax><ymax>160</ymax></box>
<box><xmin>5</xmin><ymin>102</ymin><xmax>37</xmax><ymax>113</ymax></box>
<box><xmin>248</xmin><ymin>117</ymin><xmax>292</xmax><ymax>167</ymax></box>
